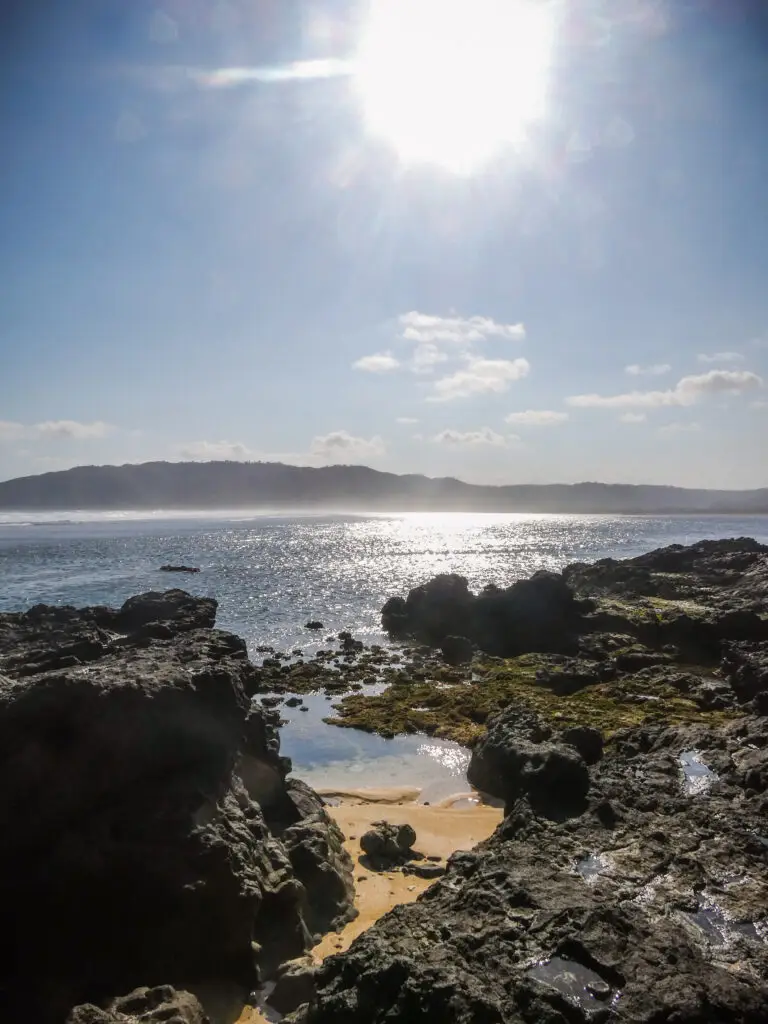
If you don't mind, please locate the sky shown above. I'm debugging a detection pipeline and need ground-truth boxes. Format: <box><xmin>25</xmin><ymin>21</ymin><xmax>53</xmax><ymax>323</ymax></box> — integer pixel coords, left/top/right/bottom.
<box><xmin>1</xmin><ymin>0</ymin><xmax>767</xmax><ymax>489</ymax></box>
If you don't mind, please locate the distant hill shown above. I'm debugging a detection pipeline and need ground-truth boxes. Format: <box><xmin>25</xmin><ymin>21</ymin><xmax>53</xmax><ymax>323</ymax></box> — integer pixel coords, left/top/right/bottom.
<box><xmin>0</xmin><ymin>461</ymin><xmax>766</xmax><ymax>514</ymax></box>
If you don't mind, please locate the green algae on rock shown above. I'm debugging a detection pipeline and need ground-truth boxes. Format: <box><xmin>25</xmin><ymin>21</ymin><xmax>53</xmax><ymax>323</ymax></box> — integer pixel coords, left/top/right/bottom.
<box><xmin>324</xmin><ymin>653</ymin><xmax>740</xmax><ymax>747</ymax></box>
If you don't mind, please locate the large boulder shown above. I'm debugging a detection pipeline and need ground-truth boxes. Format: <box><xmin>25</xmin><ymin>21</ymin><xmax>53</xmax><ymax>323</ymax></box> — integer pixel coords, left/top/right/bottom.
<box><xmin>381</xmin><ymin>571</ymin><xmax>586</xmax><ymax>656</ymax></box>
<box><xmin>0</xmin><ymin>593</ymin><xmax>354</xmax><ymax>1023</ymax></box>
<box><xmin>468</xmin><ymin>708</ymin><xmax>590</xmax><ymax>819</ymax></box>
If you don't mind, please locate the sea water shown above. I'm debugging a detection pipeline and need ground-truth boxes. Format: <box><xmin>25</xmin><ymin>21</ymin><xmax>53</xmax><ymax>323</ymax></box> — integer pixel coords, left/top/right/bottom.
<box><xmin>2</xmin><ymin>511</ymin><xmax>767</xmax><ymax>796</ymax></box>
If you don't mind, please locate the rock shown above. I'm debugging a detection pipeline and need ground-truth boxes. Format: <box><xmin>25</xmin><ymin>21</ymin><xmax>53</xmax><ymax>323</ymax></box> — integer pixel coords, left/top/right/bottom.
<box><xmin>561</xmin><ymin>724</ymin><xmax>604</xmax><ymax>765</ymax></box>
<box><xmin>305</xmin><ymin>621</ymin><xmax>324</xmax><ymax>630</ymax></box>
<box><xmin>381</xmin><ymin>571</ymin><xmax>586</xmax><ymax>656</ymax></box>
<box><xmin>159</xmin><ymin>565</ymin><xmax>200</xmax><ymax>574</ymax></box>
<box><xmin>285</xmin><ymin>696</ymin><xmax>304</xmax><ymax>708</ymax></box>
<box><xmin>440</xmin><ymin>635</ymin><xmax>474</xmax><ymax>666</ymax></box>
<box><xmin>721</xmin><ymin>641</ymin><xmax>768</xmax><ymax>702</ymax></box>
<box><xmin>404</xmin><ymin>862</ymin><xmax>446</xmax><ymax>879</ymax></box>
<box><xmin>468</xmin><ymin>708</ymin><xmax>590</xmax><ymax>818</ymax></box>
<box><xmin>67</xmin><ymin>986</ymin><xmax>207</xmax><ymax>1023</ymax></box>
<box><xmin>278</xmin><ymin>780</ymin><xmax>357</xmax><ymax>936</ymax></box>
<box><xmin>269</xmin><ymin>957</ymin><xmax>318</xmax><ymax>1015</ymax></box>
<box><xmin>360</xmin><ymin>821</ymin><xmax>417</xmax><ymax>867</ymax></box>
<box><xmin>0</xmin><ymin>594</ymin><xmax>354</xmax><ymax>1022</ymax></box>
<box><xmin>289</xmin><ymin>717</ymin><xmax>768</xmax><ymax>1024</ymax></box>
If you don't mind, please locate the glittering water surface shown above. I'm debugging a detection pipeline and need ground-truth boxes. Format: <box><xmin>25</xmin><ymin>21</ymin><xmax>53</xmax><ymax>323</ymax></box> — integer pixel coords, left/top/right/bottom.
<box><xmin>2</xmin><ymin>511</ymin><xmax>767</xmax><ymax>790</ymax></box>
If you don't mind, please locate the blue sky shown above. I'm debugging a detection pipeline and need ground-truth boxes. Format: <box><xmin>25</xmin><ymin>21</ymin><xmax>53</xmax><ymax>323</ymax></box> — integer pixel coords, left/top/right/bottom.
<box><xmin>1</xmin><ymin>0</ymin><xmax>767</xmax><ymax>488</ymax></box>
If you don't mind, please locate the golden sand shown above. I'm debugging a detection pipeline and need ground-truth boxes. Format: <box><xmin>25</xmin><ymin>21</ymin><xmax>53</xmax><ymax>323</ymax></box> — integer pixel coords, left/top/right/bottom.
<box><xmin>234</xmin><ymin>788</ymin><xmax>502</xmax><ymax>1022</ymax></box>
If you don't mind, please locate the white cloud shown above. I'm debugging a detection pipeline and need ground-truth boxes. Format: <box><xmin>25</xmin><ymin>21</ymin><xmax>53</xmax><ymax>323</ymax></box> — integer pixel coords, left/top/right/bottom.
<box><xmin>0</xmin><ymin>420</ymin><xmax>114</xmax><ymax>442</ymax></box>
<box><xmin>309</xmin><ymin>431</ymin><xmax>386</xmax><ymax>459</ymax></box>
<box><xmin>399</xmin><ymin>311</ymin><xmax>526</xmax><ymax>346</ymax></box>
<box><xmin>504</xmin><ymin>410</ymin><xmax>568</xmax><ymax>426</ymax></box>
<box><xmin>395</xmin><ymin>417</ymin><xmax>420</xmax><ymax>424</ymax></box>
<box><xmin>35</xmin><ymin>420</ymin><xmax>114</xmax><ymax>439</ymax></box>
<box><xmin>657</xmin><ymin>422</ymin><xmax>702</xmax><ymax>436</ymax></box>
<box><xmin>751</xmin><ymin>400</ymin><xmax>768</xmax><ymax>409</ymax></box>
<box><xmin>625</xmin><ymin>363</ymin><xmax>671</xmax><ymax>376</ymax></box>
<box><xmin>409</xmin><ymin>343</ymin><xmax>448</xmax><ymax>374</ymax></box>
<box><xmin>353</xmin><ymin>352</ymin><xmax>400</xmax><ymax>373</ymax></box>
<box><xmin>179</xmin><ymin>440</ymin><xmax>253</xmax><ymax>460</ymax></box>
<box><xmin>432</xmin><ymin>428</ymin><xmax>519</xmax><ymax>447</ymax></box>
<box><xmin>567</xmin><ymin>369</ymin><xmax>763</xmax><ymax>409</ymax></box>
<box><xmin>428</xmin><ymin>357</ymin><xmax>530</xmax><ymax>402</ymax></box>
<box><xmin>619</xmin><ymin>412</ymin><xmax>647</xmax><ymax>423</ymax></box>
<box><xmin>697</xmin><ymin>351</ymin><xmax>744</xmax><ymax>364</ymax></box>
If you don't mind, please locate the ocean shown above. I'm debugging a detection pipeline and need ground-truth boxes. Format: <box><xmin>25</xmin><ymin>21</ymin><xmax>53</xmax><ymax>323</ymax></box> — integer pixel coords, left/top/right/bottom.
<box><xmin>3</xmin><ymin>510</ymin><xmax>768</xmax><ymax>799</ymax></box>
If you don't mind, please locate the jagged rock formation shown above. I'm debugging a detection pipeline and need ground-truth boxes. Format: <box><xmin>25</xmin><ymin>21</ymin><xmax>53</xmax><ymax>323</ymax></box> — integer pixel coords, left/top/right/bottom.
<box><xmin>0</xmin><ymin>591</ymin><xmax>355</xmax><ymax>1023</ymax></box>
<box><xmin>288</xmin><ymin>539</ymin><xmax>768</xmax><ymax>1022</ymax></box>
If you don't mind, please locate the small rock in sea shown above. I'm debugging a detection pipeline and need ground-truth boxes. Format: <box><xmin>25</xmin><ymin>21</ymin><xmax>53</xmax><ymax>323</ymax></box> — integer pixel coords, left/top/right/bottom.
<box><xmin>260</xmin><ymin>696</ymin><xmax>283</xmax><ymax>708</ymax></box>
<box><xmin>305</xmin><ymin>620</ymin><xmax>324</xmax><ymax>630</ymax></box>
<box><xmin>300</xmin><ymin>705</ymin><xmax>309</xmax><ymax>712</ymax></box>
<box><xmin>285</xmin><ymin>696</ymin><xmax>303</xmax><ymax>708</ymax></box>
<box><xmin>158</xmin><ymin>564</ymin><xmax>200</xmax><ymax>573</ymax></box>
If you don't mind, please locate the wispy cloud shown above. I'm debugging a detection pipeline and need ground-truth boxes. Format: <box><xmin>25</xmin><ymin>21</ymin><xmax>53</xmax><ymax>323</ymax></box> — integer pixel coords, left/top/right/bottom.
<box><xmin>432</xmin><ymin>428</ymin><xmax>519</xmax><ymax>447</ymax></box>
<box><xmin>395</xmin><ymin>417</ymin><xmax>419</xmax><ymax>424</ymax></box>
<box><xmin>0</xmin><ymin>420</ymin><xmax>115</xmax><ymax>442</ymax></box>
<box><xmin>192</xmin><ymin>59</ymin><xmax>353</xmax><ymax>89</ymax></box>
<box><xmin>504</xmin><ymin>410</ymin><xmax>568</xmax><ymax>426</ymax></box>
<box><xmin>179</xmin><ymin>440</ymin><xmax>253</xmax><ymax>460</ymax></box>
<box><xmin>697</xmin><ymin>351</ymin><xmax>744</xmax><ymax>364</ymax></box>
<box><xmin>625</xmin><ymin>363</ymin><xmax>671</xmax><ymax>376</ymax></box>
<box><xmin>399</xmin><ymin>312</ymin><xmax>526</xmax><ymax>346</ymax></box>
<box><xmin>428</xmin><ymin>357</ymin><xmax>530</xmax><ymax>401</ymax></box>
<box><xmin>619</xmin><ymin>412</ymin><xmax>647</xmax><ymax>423</ymax></box>
<box><xmin>657</xmin><ymin>421</ymin><xmax>702</xmax><ymax>436</ymax></box>
<box><xmin>309</xmin><ymin>431</ymin><xmax>385</xmax><ymax>459</ymax></box>
<box><xmin>353</xmin><ymin>352</ymin><xmax>400</xmax><ymax>373</ymax></box>
<box><xmin>409</xmin><ymin>343</ymin><xmax>448</xmax><ymax>374</ymax></box>
<box><xmin>567</xmin><ymin>369</ymin><xmax>763</xmax><ymax>409</ymax></box>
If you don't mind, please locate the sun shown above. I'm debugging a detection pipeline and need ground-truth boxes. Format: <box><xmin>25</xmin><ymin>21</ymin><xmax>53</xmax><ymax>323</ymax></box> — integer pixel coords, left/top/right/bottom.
<box><xmin>355</xmin><ymin>0</ymin><xmax>556</xmax><ymax>174</ymax></box>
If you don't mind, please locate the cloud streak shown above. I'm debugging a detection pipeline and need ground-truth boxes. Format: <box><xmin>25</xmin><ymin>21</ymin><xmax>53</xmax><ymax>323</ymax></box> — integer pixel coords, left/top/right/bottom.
<box><xmin>432</xmin><ymin>428</ymin><xmax>519</xmax><ymax>447</ymax></box>
<box><xmin>0</xmin><ymin>420</ymin><xmax>115</xmax><ymax>442</ymax></box>
<box><xmin>309</xmin><ymin>431</ymin><xmax>385</xmax><ymax>459</ymax></box>
<box><xmin>399</xmin><ymin>311</ymin><xmax>526</xmax><ymax>346</ymax></box>
<box><xmin>353</xmin><ymin>352</ymin><xmax>400</xmax><ymax>373</ymax></box>
<box><xmin>504</xmin><ymin>410</ymin><xmax>568</xmax><ymax>426</ymax></box>
<box><xmin>625</xmin><ymin>363</ymin><xmax>671</xmax><ymax>376</ymax></box>
<box><xmin>179</xmin><ymin>440</ymin><xmax>253</xmax><ymax>460</ymax></box>
<box><xmin>567</xmin><ymin>370</ymin><xmax>763</xmax><ymax>410</ymax></box>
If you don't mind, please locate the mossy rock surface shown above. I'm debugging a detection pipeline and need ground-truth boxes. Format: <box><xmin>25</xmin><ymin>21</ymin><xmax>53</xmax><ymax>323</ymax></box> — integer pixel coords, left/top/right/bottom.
<box><xmin>324</xmin><ymin>652</ymin><xmax>738</xmax><ymax>747</ymax></box>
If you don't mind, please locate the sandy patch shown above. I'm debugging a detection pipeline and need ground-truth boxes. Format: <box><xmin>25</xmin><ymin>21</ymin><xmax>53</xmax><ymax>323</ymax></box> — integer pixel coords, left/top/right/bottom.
<box><xmin>235</xmin><ymin>788</ymin><xmax>502</xmax><ymax>1022</ymax></box>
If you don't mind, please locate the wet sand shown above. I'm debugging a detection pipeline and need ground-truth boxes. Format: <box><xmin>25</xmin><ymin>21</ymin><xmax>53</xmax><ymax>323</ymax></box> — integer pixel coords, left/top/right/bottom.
<box><xmin>235</xmin><ymin>787</ymin><xmax>502</xmax><ymax>1022</ymax></box>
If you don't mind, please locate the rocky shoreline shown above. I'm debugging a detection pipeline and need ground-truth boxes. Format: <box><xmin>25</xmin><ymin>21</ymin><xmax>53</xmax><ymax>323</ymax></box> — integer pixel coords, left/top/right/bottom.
<box><xmin>1</xmin><ymin>538</ymin><xmax>766</xmax><ymax>1022</ymax></box>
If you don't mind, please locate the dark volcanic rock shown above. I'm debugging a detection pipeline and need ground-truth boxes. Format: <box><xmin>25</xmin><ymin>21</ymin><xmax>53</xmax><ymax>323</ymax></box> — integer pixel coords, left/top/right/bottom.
<box><xmin>441</xmin><ymin>635</ymin><xmax>475</xmax><ymax>665</ymax></box>
<box><xmin>270</xmin><ymin>957</ymin><xmax>318</xmax><ymax>1016</ymax></box>
<box><xmin>0</xmin><ymin>592</ymin><xmax>354</xmax><ymax>1023</ymax></box>
<box><xmin>468</xmin><ymin>708</ymin><xmax>591</xmax><ymax>818</ymax></box>
<box><xmin>290</xmin><ymin>717</ymin><xmax>768</xmax><ymax>1024</ymax></box>
<box><xmin>359</xmin><ymin>821</ymin><xmax>417</xmax><ymax>867</ymax></box>
<box><xmin>382</xmin><ymin>571</ymin><xmax>586</xmax><ymax>657</ymax></box>
<box><xmin>159</xmin><ymin>565</ymin><xmax>201</xmax><ymax>574</ymax></box>
<box><xmin>67</xmin><ymin>986</ymin><xmax>207</xmax><ymax>1023</ymax></box>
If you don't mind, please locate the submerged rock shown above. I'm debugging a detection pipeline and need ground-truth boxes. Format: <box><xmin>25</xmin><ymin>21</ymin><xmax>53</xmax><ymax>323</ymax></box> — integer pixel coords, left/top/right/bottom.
<box><xmin>0</xmin><ymin>592</ymin><xmax>354</xmax><ymax>1023</ymax></box>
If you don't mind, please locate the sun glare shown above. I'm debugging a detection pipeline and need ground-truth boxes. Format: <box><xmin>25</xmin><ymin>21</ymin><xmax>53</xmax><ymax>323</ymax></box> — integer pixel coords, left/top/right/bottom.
<box><xmin>355</xmin><ymin>0</ymin><xmax>556</xmax><ymax>173</ymax></box>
